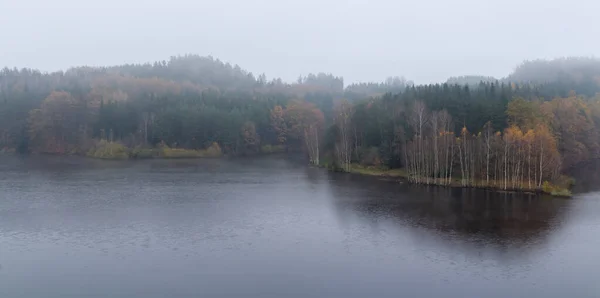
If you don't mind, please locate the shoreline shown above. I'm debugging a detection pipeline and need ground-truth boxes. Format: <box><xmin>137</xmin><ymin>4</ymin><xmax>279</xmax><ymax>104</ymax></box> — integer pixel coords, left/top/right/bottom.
<box><xmin>2</xmin><ymin>150</ymin><xmax>574</xmax><ymax>197</ymax></box>
<box><xmin>335</xmin><ymin>164</ymin><xmax>572</xmax><ymax>197</ymax></box>
<box><xmin>2</xmin><ymin>149</ymin><xmax>290</xmax><ymax>161</ymax></box>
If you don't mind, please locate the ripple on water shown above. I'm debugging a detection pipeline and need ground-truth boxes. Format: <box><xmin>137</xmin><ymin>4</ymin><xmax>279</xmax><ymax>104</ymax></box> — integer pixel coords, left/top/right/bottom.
<box><xmin>0</xmin><ymin>156</ymin><xmax>599</xmax><ymax>298</ymax></box>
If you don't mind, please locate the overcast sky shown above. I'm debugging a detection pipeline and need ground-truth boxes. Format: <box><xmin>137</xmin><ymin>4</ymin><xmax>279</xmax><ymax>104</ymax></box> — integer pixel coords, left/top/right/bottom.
<box><xmin>1</xmin><ymin>0</ymin><xmax>599</xmax><ymax>84</ymax></box>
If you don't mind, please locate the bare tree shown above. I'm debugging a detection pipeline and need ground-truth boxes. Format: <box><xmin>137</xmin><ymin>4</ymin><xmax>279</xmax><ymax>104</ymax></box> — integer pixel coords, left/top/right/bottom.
<box><xmin>431</xmin><ymin>111</ymin><xmax>440</xmax><ymax>182</ymax></box>
<box><xmin>483</xmin><ymin>121</ymin><xmax>493</xmax><ymax>186</ymax></box>
<box><xmin>304</xmin><ymin>124</ymin><xmax>320</xmax><ymax>165</ymax></box>
<box><xmin>408</xmin><ymin>101</ymin><xmax>429</xmax><ymax>182</ymax></box>
<box><xmin>438</xmin><ymin>110</ymin><xmax>453</xmax><ymax>185</ymax></box>
<box><xmin>141</xmin><ymin>112</ymin><xmax>155</xmax><ymax>145</ymax></box>
<box><xmin>334</xmin><ymin>99</ymin><xmax>353</xmax><ymax>171</ymax></box>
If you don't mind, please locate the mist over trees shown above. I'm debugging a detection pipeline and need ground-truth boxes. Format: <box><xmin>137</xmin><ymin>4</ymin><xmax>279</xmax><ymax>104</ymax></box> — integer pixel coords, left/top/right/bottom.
<box><xmin>508</xmin><ymin>57</ymin><xmax>600</xmax><ymax>83</ymax></box>
<box><xmin>2</xmin><ymin>55</ymin><xmax>600</xmax><ymax>193</ymax></box>
<box><xmin>446</xmin><ymin>76</ymin><xmax>497</xmax><ymax>86</ymax></box>
<box><xmin>506</xmin><ymin>57</ymin><xmax>600</xmax><ymax>97</ymax></box>
<box><xmin>344</xmin><ymin>76</ymin><xmax>413</xmax><ymax>100</ymax></box>
<box><xmin>0</xmin><ymin>55</ymin><xmax>415</xmax><ymax>157</ymax></box>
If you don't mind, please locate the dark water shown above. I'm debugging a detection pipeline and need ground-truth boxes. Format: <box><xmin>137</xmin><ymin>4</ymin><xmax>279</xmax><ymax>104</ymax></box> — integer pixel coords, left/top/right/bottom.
<box><xmin>1</xmin><ymin>156</ymin><xmax>599</xmax><ymax>298</ymax></box>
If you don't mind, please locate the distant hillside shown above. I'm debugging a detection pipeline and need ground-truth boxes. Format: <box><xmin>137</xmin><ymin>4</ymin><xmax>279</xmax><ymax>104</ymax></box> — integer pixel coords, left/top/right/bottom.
<box><xmin>444</xmin><ymin>57</ymin><xmax>600</xmax><ymax>97</ymax></box>
<box><xmin>2</xmin><ymin>53</ymin><xmax>600</xmax><ymax>194</ymax></box>
<box><xmin>62</xmin><ymin>55</ymin><xmax>346</xmax><ymax>95</ymax></box>
<box><xmin>505</xmin><ymin>57</ymin><xmax>600</xmax><ymax>96</ymax></box>
<box><xmin>446</xmin><ymin>75</ymin><xmax>497</xmax><ymax>86</ymax></box>
<box><xmin>344</xmin><ymin>76</ymin><xmax>414</xmax><ymax>99</ymax></box>
<box><xmin>65</xmin><ymin>55</ymin><xmax>262</xmax><ymax>92</ymax></box>
<box><xmin>507</xmin><ymin>57</ymin><xmax>600</xmax><ymax>83</ymax></box>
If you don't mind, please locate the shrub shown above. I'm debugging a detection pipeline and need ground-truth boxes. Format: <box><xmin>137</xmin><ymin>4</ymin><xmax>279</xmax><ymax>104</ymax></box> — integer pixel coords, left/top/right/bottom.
<box><xmin>130</xmin><ymin>147</ymin><xmax>157</xmax><ymax>159</ymax></box>
<box><xmin>204</xmin><ymin>142</ymin><xmax>223</xmax><ymax>157</ymax></box>
<box><xmin>158</xmin><ymin>142</ymin><xmax>222</xmax><ymax>158</ymax></box>
<box><xmin>87</xmin><ymin>140</ymin><xmax>129</xmax><ymax>159</ymax></box>
<box><xmin>160</xmin><ymin>148</ymin><xmax>202</xmax><ymax>158</ymax></box>
<box><xmin>260</xmin><ymin>144</ymin><xmax>286</xmax><ymax>154</ymax></box>
<box><xmin>542</xmin><ymin>181</ymin><xmax>572</xmax><ymax>197</ymax></box>
<box><xmin>360</xmin><ymin>147</ymin><xmax>382</xmax><ymax>166</ymax></box>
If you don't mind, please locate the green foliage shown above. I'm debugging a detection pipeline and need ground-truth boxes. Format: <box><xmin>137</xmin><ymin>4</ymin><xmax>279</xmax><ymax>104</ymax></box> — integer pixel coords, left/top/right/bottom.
<box><xmin>129</xmin><ymin>147</ymin><xmax>158</xmax><ymax>159</ymax></box>
<box><xmin>344</xmin><ymin>76</ymin><xmax>413</xmax><ymax>100</ymax></box>
<box><xmin>349</xmin><ymin>164</ymin><xmax>407</xmax><ymax>178</ymax></box>
<box><xmin>553</xmin><ymin>175</ymin><xmax>576</xmax><ymax>193</ymax></box>
<box><xmin>0</xmin><ymin>56</ymin><xmax>345</xmax><ymax>157</ymax></box>
<box><xmin>446</xmin><ymin>75</ymin><xmax>497</xmax><ymax>86</ymax></box>
<box><xmin>204</xmin><ymin>142</ymin><xmax>223</xmax><ymax>157</ymax></box>
<box><xmin>260</xmin><ymin>144</ymin><xmax>286</xmax><ymax>154</ymax></box>
<box><xmin>319</xmin><ymin>155</ymin><xmax>342</xmax><ymax>172</ymax></box>
<box><xmin>160</xmin><ymin>148</ymin><xmax>204</xmax><ymax>158</ymax></box>
<box><xmin>158</xmin><ymin>142</ymin><xmax>222</xmax><ymax>159</ymax></box>
<box><xmin>507</xmin><ymin>97</ymin><xmax>542</xmax><ymax>129</ymax></box>
<box><xmin>359</xmin><ymin>147</ymin><xmax>382</xmax><ymax>166</ymax></box>
<box><xmin>0</xmin><ymin>55</ymin><xmax>598</xmax><ymax>197</ymax></box>
<box><xmin>87</xmin><ymin>141</ymin><xmax>224</xmax><ymax>160</ymax></box>
<box><xmin>542</xmin><ymin>181</ymin><xmax>572</xmax><ymax>197</ymax></box>
<box><xmin>86</xmin><ymin>140</ymin><xmax>129</xmax><ymax>159</ymax></box>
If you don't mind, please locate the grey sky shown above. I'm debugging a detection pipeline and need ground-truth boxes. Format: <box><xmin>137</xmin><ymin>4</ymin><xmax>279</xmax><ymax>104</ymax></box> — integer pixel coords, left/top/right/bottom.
<box><xmin>1</xmin><ymin>0</ymin><xmax>599</xmax><ymax>84</ymax></box>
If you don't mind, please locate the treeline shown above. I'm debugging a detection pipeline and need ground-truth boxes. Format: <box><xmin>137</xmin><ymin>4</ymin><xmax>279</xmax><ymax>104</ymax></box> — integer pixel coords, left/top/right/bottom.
<box><xmin>445</xmin><ymin>57</ymin><xmax>600</xmax><ymax>96</ymax></box>
<box><xmin>3</xmin><ymin>55</ymin><xmax>600</xmax><ymax>195</ymax></box>
<box><xmin>508</xmin><ymin>57</ymin><xmax>600</xmax><ymax>84</ymax></box>
<box><xmin>0</xmin><ymin>55</ymin><xmax>434</xmax><ymax>157</ymax></box>
<box><xmin>446</xmin><ymin>75</ymin><xmax>497</xmax><ymax>86</ymax></box>
<box><xmin>403</xmin><ymin>102</ymin><xmax>563</xmax><ymax>193</ymax></box>
<box><xmin>0</xmin><ymin>55</ymin><xmax>358</xmax><ymax>157</ymax></box>
<box><xmin>344</xmin><ymin>76</ymin><xmax>414</xmax><ymax>100</ymax></box>
<box><xmin>327</xmin><ymin>91</ymin><xmax>600</xmax><ymax>195</ymax></box>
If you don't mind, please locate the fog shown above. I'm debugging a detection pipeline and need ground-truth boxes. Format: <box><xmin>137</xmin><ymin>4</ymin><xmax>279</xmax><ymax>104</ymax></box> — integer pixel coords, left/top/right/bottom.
<box><xmin>1</xmin><ymin>0</ymin><xmax>599</xmax><ymax>84</ymax></box>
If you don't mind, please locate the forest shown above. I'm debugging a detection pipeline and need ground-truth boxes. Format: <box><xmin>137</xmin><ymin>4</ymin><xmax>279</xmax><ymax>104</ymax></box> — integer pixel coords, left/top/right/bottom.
<box><xmin>2</xmin><ymin>55</ymin><xmax>600</xmax><ymax>195</ymax></box>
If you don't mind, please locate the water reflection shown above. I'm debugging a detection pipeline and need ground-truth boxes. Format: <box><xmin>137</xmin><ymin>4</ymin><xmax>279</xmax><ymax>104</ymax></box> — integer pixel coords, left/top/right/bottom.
<box><xmin>325</xmin><ymin>173</ymin><xmax>571</xmax><ymax>262</ymax></box>
<box><xmin>569</xmin><ymin>159</ymin><xmax>600</xmax><ymax>194</ymax></box>
<box><xmin>1</xmin><ymin>155</ymin><xmax>598</xmax><ymax>298</ymax></box>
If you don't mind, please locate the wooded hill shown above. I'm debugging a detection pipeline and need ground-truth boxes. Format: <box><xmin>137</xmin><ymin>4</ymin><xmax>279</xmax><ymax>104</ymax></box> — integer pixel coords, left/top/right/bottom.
<box><xmin>1</xmin><ymin>55</ymin><xmax>600</xmax><ymax>194</ymax></box>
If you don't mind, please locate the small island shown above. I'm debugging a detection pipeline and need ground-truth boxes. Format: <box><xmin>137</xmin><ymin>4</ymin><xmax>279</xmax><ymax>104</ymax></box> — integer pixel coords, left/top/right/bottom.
<box><xmin>3</xmin><ymin>56</ymin><xmax>599</xmax><ymax>196</ymax></box>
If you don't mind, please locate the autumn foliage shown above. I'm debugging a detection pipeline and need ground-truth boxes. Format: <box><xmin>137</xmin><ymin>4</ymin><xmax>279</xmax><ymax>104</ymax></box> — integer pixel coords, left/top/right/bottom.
<box><xmin>270</xmin><ymin>100</ymin><xmax>325</xmax><ymax>164</ymax></box>
<box><xmin>3</xmin><ymin>55</ymin><xmax>600</xmax><ymax>195</ymax></box>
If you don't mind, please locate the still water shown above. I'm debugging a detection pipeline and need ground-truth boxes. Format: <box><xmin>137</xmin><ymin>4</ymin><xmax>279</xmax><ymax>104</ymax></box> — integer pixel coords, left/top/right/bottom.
<box><xmin>1</xmin><ymin>156</ymin><xmax>599</xmax><ymax>297</ymax></box>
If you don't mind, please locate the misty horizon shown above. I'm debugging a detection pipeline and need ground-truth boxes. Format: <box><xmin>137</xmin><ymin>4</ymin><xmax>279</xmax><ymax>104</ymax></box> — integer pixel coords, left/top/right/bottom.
<box><xmin>4</xmin><ymin>1</ymin><xmax>600</xmax><ymax>297</ymax></box>
<box><xmin>3</xmin><ymin>53</ymin><xmax>599</xmax><ymax>86</ymax></box>
<box><xmin>2</xmin><ymin>0</ymin><xmax>599</xmax><ymax>85</ymax></box>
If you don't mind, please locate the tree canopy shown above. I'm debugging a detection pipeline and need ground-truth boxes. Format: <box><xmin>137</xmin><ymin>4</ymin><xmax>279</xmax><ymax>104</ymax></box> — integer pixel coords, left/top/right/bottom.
<box><xmin>2</xmin><ymin>55</ymin><xmax>600</xmax><ymax>194</ymax></box>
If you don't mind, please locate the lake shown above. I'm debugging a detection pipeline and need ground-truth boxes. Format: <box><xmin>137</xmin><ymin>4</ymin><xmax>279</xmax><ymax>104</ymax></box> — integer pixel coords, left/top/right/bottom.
<box><xmin>1</xmin><ymin>156</ymin><xmax>599</xmax><ymax>297</ymax></box>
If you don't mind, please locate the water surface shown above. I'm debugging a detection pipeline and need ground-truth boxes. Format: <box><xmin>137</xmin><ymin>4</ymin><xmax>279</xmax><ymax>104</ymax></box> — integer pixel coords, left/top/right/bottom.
<box><xmin>1</xmin><ymin>156</ymin><xmax>599</xmax><ymax>297</ymax></box>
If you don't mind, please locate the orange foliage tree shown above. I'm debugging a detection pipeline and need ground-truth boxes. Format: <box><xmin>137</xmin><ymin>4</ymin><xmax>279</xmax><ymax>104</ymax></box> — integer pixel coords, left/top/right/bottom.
<box><xmin>28</xmin><ymin>91</ymin><xmax>86</xmax><ymax>154</ymax></box>
<box><xmin>282</xmin><ymin>100</ymin><xmax>325</xmax><ymax>165</ymax></box>
<box><xmin>541</xmin><ymin>95</ymin><xmax>598</xmax><ymax>168</ymax></box>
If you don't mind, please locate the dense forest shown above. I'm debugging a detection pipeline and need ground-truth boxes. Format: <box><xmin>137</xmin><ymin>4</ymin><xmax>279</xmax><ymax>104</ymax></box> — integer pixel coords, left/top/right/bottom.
<box><xmin>2</xmin><ymin>55</ymin><xmax>600</xmax><ymax>195</ymax></box>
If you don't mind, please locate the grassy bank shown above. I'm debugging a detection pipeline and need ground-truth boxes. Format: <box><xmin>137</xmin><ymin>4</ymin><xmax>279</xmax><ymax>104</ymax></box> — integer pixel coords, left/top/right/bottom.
<box><xmin>260</xmin><ymin>144</ymin><xmax>286</xmax><ymax>154</ymax></box>
<box><xmin>347</xmin><ymin>164</ymin><xmax>408</xmax><ymax>178</ymax></box>
<box><xmin>86</xmin><ymin>141</ymin><xmax>223</xmax><ymax>160</ymax></box>
<box><xmin>8</xmin><ymin>141</ymin><xmax>285</xmax><ymax>160</ymax></box>
<box><xmin>338</xmin><ymin>163</ymin><xmax>572</xmax><ymax>197</ymax></box>
<box><xmin>86</xmin><ymin>141</ymin><xmax>129</xmax><ymax>159</ymax></box>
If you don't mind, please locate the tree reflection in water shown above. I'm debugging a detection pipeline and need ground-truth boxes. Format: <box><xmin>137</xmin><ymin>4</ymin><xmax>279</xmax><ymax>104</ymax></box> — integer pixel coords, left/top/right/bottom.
<box><xmin>325</xmin><ymin>172</ymin><xmax>572</xmax><ymax>263</ymax></box>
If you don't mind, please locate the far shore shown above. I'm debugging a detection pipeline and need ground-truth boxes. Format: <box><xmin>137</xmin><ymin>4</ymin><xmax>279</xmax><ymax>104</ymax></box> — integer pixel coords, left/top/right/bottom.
<box><xmin>1</xmin><ymin>150</ymin><xmax>574</xmax><ymax>197</ymax></box>
<box><xmin>330</xmin><ymin>164</ymin><xmax>572</xmax><ymax>197</ymax></box>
